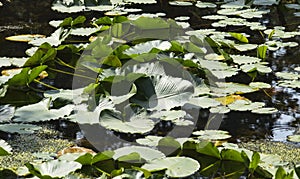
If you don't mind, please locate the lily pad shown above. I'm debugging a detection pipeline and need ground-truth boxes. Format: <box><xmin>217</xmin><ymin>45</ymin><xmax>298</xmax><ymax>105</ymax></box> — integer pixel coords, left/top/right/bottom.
<box><xmin>195</xmin><ymin>2</ymin><xmax>216</xmax><ymax>8</ymax></box>
<box><xmin>13</xmin><ymin>99</ymin><xmax>74</xmax><ymax>122</ymax></box>
<box><xmin>5</xmin><ymin>34</ymin><xmax>45</xmax><ymax>42</ymax></box>
<box><xmin>124</xmin><ymin>40</ymin><xmax>171</xmax><ymax>55</ymax></box>
<box><xmin>169</xmin><ymin>1</ymin><xmax>193</xmax><ymax>6</ymax></box>
<box><xmin>113</xmin><ymin>146</ymin><xmax>165</xmax><ymax>161</ymax></box>
<box><xmin>0</xmin><ymin>123</ymin><xmax>42</xmax><ymax>134</ymax></box>
<box><xmin>275</xmin><ymin>72</ymin><xmax>299</xmax><ymax>80</ymax></box>
<box><xmin>240</xmin><ymin>62</ymin><xmax>272</xmax><ymax>73</ymax></box>
<box><xmin>136</xmin><ymin>135</ymin><xmax>163</xmax><ymax>147</ymax></box>
<box><xmin>249</xmin><ymin>82</ymin><xmax>271</xmax><ymax>89</ymax></box>
<box><xmin>231</xmin><ymin>55</ymin><xmax>261</xmax><ymax>65</ymax></box>
<box><xmin>100</xmin><ymin>111</ymin><xmax>155</xmax><ymax>134</ymax></box>
<box><xmin>228</xmin><ymin>100</ymin><xmax>265</xmax><ymax>111</ymax></box>
<box><xmin>251</xmin><ymin>107</ymin><xmax>278</xmax><ymax>114</ymax></box>
<box><xmin>142</xmin><ymin>156</ymin><xmax>200</xmax><ymax>178</ymax></box>
<box><xmin>192</xmin><ymin>130</ymin><xmax>231</xmax><ymax>140</ymax></box>
<box><xmin>32</xmin><ymin>160</ymin><xmax>82</xmax><ymax>178</ymax></box>
<box><xmin>186</xmin><ymin>96</ymin><xmax>220</xmax><ymax>109</ymax></box>
<box><xmin>0</xmin><ymin>140</ymin><xmax>12</xmax><ymax>156</ymax></box>
<box><xmin>150</xmin><ymin>110</ymin><xmax>186</xmax><ymax>121</ymax></box>
<box><xmin>287</xmin><ymin>135</ymin><xmax>300</xmax><ymax>143</ymax></box>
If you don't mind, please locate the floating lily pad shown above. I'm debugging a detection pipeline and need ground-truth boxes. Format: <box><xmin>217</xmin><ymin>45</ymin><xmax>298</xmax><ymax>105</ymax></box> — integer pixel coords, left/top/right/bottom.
<box><xmin>100</xmin><ymin>111</ymin><xmax>155</xmax><ymax>134</ymax></box>
<box><xmin>193</xmin><ymin>130</ymin><xmax>231</xmax><ymax>140</ymax></box>
<box><xmin>174</xmin><ymin>16</ymin><xmax>190</xmax><ymax>21</ymax></box>
<box><xmin>5</xmin><ymin>34</ymin><xmax>45</xmax><ymax>42</ymax></box>
<box><xmin>0</xmin><ymin>57</ymin><xmax>27</xmax><ymax>67</ymax></box>
<box><xmin>195</xmin><ymin>2</ymin><xmax>216</xmax><ymax>8</ymax></box>
<box><xmin>136</xmin><ymin>136</ymin><xmax>163</xmax><ymax>147</ymax></box>
<box><xmin>142</xmin><ymin>157</ymin><xmax>200</xmax><ymax>178</ymax></box>
<box><xmin>231</xmin><ymin>55</ymin><xmax>261</xmax><ymax>65</ymax></box>
<box><xmin>187</xmin><ymin>96</ymin><xmax>220</xmax><ymax>109</ymax></box>
<box><xmin>287</xmin><ymin>135</ymin><xmax>300</xmax><ymax>143</ymax></box>
<box><xmin>0</xmin><ymin>123</ymin><xmax>42</xmax><ymax>134</ymax></box>
<box><xmin>202</xmin><ymin>15</ymin><xmax>228</xmax><ymax>20</ymax></box>
<box><xmin>215</xmin><ymin>94</ymin><xmax>248</xmax><ymax>105</ymax></box>
<box><xmin>212</xmin><ymin>82</ymin><xmax>257</xmax><ymax>95</ymax></box>
<box><xmin>114</xmin><ymin>146</ymin><xmax>165</xmax><ymax>161</ymax></box>
<box><xmin>124</xmin><ymin>40</ymin><xmax>171</xmax><ymax>55</ymax></box>
<box><xmin>233</xmin><ymin>44</ymin><xmax>258</xmax><ymax>52</ymax></box>
<box><xmin>32</xmin><ymin>160</ymin><xmax>82</xmax><ymax>178</ymax></box>
<box><xmin>150</xmin><ymin>110</ymin><xmax>186</xmax><ymax>121</ymax></box>
<box><xmin>0</xmin><ymin>140</ymin><xmax>12</xmax><ymax>156</ymax></box>
<box><xmin>278</xmin><ymin>80</ymin><xmax>300</xmax><ymax>88</ymax></box>
<box><xmin>14</xmin><ymin>99</ymin><xmax>74</xmax><ymax>122</ymax></box>
<box><xmin>240</xmin><ymin>62</ymin><xmax>272</xmax><ymax>73</ymax></box>
<box><xmin>70</xmin><ymin>28</ymin><xmax>99</xmax><ymax>36</ymax></box>
<box><xmin>228</xmin><ymin>100</ymin><xmax>265</xmax><ymax>111</ymax></box>
<box><xmin>209</xmin><ymin>106</ymin><xmax>230</xmax><ymax>114</ymax></box>
<box><xmin>249</xmin><ymin>82</ymin><xmax>271</xmax><ymax>89</ymax></box>
<box><xmin>251</xmin><ymin>107</ymin><xmax>278</xmax><ymax>114</ymax></box>
<box><xmin>275</xmin><ymin>72</ymin><xmax>299</xmax><ymax>80</ymax></box>
<box><xmin>169</xmin><ymin>1</ymin><xmax>193</xmax><ymax>6</ymax></box>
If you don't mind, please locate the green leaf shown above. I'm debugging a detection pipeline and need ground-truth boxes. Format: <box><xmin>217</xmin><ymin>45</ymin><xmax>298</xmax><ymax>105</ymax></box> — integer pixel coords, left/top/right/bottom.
<box><xmin>249</xmin><ymin>152</ymin><xmax>260</xmax><ymax>173</ymax></box>
<box><xmin>28</xmin><ymin>65</ymin><xmax>48</xmax><ymax>83</ymax></box>
<box><xmin>72</xmin><ymin>16</ymin><xmax>86</xmax><ymax>27</ymax></box>
<box><xmin>196</xmin><ymin>141</ymin><xmax>221</xmax><ymax>159</ymax></box>
<box><xmin>131</xmin><ymin>17</ymin><xmax>169</xmax><ymax>30</ymax></box>
<box><xmin>221</xmin><ymin>149</ymin><xmax>244</xmax><ymax>162</ymax></box>
<box><xmin>0</xmin><ymin>140</ymin><xmax>12</xmax><ymax>156</ymax></box>
<box><xmin>257</xmin><ymin>45</ymin><xmax>268</xmax><ymax>59</ymax></box>
<box><xmin>142</xmin><ymin>157</ymin><xmax>200</xmax><ymax>178</ymax></box>
<box><xmin>229</xmin><ymin>32</ymin><xmax>249</xmax><ymax>43</ymax></box>
<box><xmin>95</xmin><ymin>16</ymin><xmax>112</xmax><ymax>25</ymax></box>
<box><xmin>158</xmin><ymin>137</ymin><xmax>181</xmax><ymax>156</ymax></box>
<box><xmin>275</xmin><ymin>166</ymin><xmax>287</xmax><ymax>179</ymax></box>
<box><xmin>231</xmin><ymin>55</ymin><xmax>261</xmax><ymax>65</ymax></box>
<box><xmin>7</xmin><ymin>68</ymin><xmax>30</xmax><ymax>86</ymax></box>
<box><xmin>60</xmin><ymin>17</ymin><xmax>73</xmax><ymax>28</ymax></box>
<box><xmin>113</xmin><ymin>146</ymin><xmax>165</xmax><ymax>162</ymax></box>
<box><xmin>32</xmin><ymin>160</ymin><xmax>82</xmax><ymax>178</ymax></box>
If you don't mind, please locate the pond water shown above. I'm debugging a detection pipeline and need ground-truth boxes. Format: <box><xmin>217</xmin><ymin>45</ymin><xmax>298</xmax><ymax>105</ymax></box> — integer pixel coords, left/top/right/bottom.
<box><xmin>0</xmin><ymin>0</ymin><xmax>300</xmax><ymax>148</ymax></box>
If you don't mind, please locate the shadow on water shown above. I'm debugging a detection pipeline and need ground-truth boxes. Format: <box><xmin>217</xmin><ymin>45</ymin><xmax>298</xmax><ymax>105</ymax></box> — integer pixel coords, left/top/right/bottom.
<box><xmin>0</xmin><ymin>0</ymin><xmax>300</xmax><ymax>147</ymax></box>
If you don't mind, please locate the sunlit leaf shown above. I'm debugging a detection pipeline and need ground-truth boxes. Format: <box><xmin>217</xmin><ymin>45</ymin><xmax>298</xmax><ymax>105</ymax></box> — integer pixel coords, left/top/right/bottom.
<box><xmin>5</xmin><ymin>34</ymin><xmax>45</xmax><ymax>42</ymax></box>
<box><xmin>142</xmin><ymin>157</ymin><xmax>200</xmax><ymax>178</ymax></box>
<box><xmin>0</xmin><ymin>123</ymin><xmax>42</xmax><ymax>134</ymax></box>
<box><xmin>186</xmin><ymin>96</ymin><xmax>220</xmax><ymax>109</ymax></box>
<box><xmin>0</xmin><ymin>140</ymin><xmax>12</xmax><ymax>156</ymax></box>
<box><xmin>215</xmin><ymin>95</ymin><xmax>248</xmax><ymax>105</ymax></box>
<box><xmin>114</xmin><ymin>146</ymin><xmax>165</xmax><ymax>162</ymax></box>
<box><xmin>32</xmin><ymin>160</ymin><xmax>82</xmax><ymax>178</ymax></box>
<box><xmin>193</xmin><ymin>130</ymin><xmax>231</xmax><ymax>140</ymax></box>
<box><xmin>287</xmin><ymin>135</ymin><xmax>300</xmax><ymax>143</ymax></box>
<box><xmin>14</xmin><ymin>99</ymin><xmax>74</xmax><ymax>122</ymax></box>
<box><xmin>251</xmin><ymin>107</ymin><xmax>278</xmax><ymax>114</ymax></box>
<box><xmin>231</xmin><ymin>55</ymin><xmax>261</xmax><ymax>65</ymax></box>
<box><xmin>229</xmin><ymin>32</ymin><xmax>249</xmax><ymax>43</ymax></box>
<box><xmin>100</xmin><ymin>111</ymin><xmax>155</xmax><ymax>134</ymax></box>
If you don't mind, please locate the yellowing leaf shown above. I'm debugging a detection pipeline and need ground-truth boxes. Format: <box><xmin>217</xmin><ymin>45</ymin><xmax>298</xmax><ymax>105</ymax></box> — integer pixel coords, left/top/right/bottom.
<box><xmin>215</xmin><ymin>95</ymin><xmax>248</xmax><ymax>105</ymax></box>
<box><xmin>5</xmin><ymin>34</ymin><xmax>45</xmax><ymax>42</ymax></box>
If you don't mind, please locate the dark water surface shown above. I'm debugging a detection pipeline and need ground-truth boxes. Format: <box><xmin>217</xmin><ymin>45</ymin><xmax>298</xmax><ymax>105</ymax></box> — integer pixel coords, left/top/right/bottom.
<box><xmin>0</xmin><ymin>0</ymin><xmax>300</xmax><ymax>147</ymax></box>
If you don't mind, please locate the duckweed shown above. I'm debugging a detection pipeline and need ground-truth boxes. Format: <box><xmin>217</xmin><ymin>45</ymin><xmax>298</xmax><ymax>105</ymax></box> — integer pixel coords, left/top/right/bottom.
<box><xmin>239</xmin><ymin>140</ymin><xmax>300</xmax><ymax>165</ymax></box>
<box><xmin>0</xmin><ymin>127</ymin><xmax>74</xmax><ymax>170</ymax></box>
